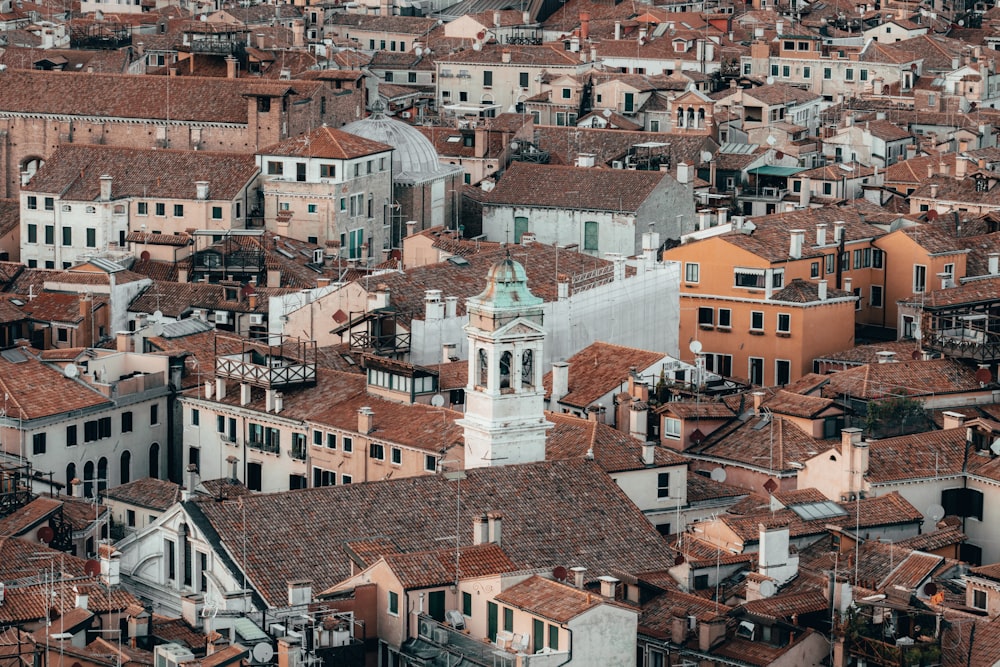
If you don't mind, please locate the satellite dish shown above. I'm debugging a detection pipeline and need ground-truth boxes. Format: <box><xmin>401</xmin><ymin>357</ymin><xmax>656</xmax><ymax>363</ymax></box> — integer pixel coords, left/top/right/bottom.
<box><xmin>37</xmin><ymin>526</ymin><xmax>54</xmax><ymax>543</ymax></box>
<box><xmin>252</xmin><ymin>643</ymin><xmax>274</xmax><ymax>664</ymax></box>
<box><xmin>923</xmin><ymin>581</ymin><xmax>938</xmax><ymax>596</ymax></box>
<box><xmin>140</xmin><ymin>250</ymin><xmax>151</xmax><ymax>261</ymax></box>
<box><xmin>976</xmin><ymin>367</ymin><xmax>992</xmax><ymax>384</ymax></box>
<box><xmin>912</xmin><ymin>350</ymin><xmax>922</xmax><ymax>360</ymax></box>
<box><xmin>763</xmin><ymin>478</ymin><xmax>778</xmax><ymax>494</ymax></box>
<box><xmin>958</xmin><ymin>19</ymin><xmax>965</xmax><ymax>26</ymax></box>
<box><xmin>674</xmin><ymin>554</ymin><xmax>686</xmax><ymax>566</ymax></box>
<box><xmin>760</xmin><ymin>580</ymin><xmax>777</xmax><ymax>597</ymax></box>
<box><xmin>701</xmin><ymin>150</ymin><xmax>714</xmax><ymax>163</ymax></box>
<box><xmin>64</xmin><ymin>364</ymin><xmax>79</xmax><ymax>379</ymax></box>
<box><xmin>710</xmin><ymin>467</ymin><xmax>727</xmax><ymax>482</ymax></box>
<box><xmin>775</xmin><ymin>151</ymin><xmax>784</xmax><ymax>160</ymax></box>
<box><xmin>991</xmin><ymin>438</ymin><xmax>1000</xmax><ymax>456</ymax></box>
<box><xmin>766</xmin><ymin>135</ymin><xmax>777</xmax><ymax>146</ymax></box>
<box><xmin>151</xmin><ymin>322</ymin><xmax>164</xmax><ymax>337</ymax></box>
<box><xmin>927</xmin><ymin>503</ymin><xmax>945</xmax><ymax>523</ymax></box>
<box><xmin>689</xmin><ymin>340</ymin><xmax>703</xmax><ymax>354</ymax></box>
<box><xmin>415</xmin><ymin>47</ymin><xmax>423</xmax><ymax>56</ymax></box>
<box><xmin>473</xmin><ymin>42</ymin><xmax>482</xmax><ymax>51</ymax></box>
<box><xmin>431</xmin><ymin>394</ymin><xmax>445</xmax><ymax>407</ymax></box>
<box><xmin>766</xmin><ymin>76</ymin><xmax>775</xmax><ymax>85</ymax></box>
<box><xmin>603</xmin><ymin>108</ymin><xmax>613</xmax><ymax>118</ymax></box>
<box><xmin>84</xmin><ymin>560</ymin><xmax>101</xmax><ymax>577</ymax></box>
<box><xmin>927</xmin><ymin>210</ymin><xmax>939</xmax><ymax>220</ymax></box>
<box><xmin>553</xmin><ymin>566</ymin><xmax>568</xmax><ymax>581</ymax></box>
<box><xmin>476</xmin><ymin>30</ymin><xmax>486</xmax><ymax>40</ymax></box>
<box><xmin>152</xmin><ymin>309</ymin><xmax>163</xmax><ymax>321</ymax></box>
<box><xmin>913</xmin><ymin>328</ymin><xmax>922</xmax><ymax>341</ymax></box>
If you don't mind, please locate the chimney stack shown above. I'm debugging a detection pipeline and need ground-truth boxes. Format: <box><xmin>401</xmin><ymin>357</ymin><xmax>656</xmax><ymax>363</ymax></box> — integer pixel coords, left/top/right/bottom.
<box><xmin>642</xmin><ymin>441</ymin><xmax>656</xmax><ymax>466</ymax></box>
<box><xmin>752</xmin><ymin>390</ymin><xmax>765</xmax><ymax>416</ymax></box>
<box><xmin>833</xmin><ymin>220</ymin><xmax>845</xmax><ymax>243</ymax></box>
<box><xmin>789</xmin><ymin>229</ymin><xmax>805</xmax><ymax>259</ymax></box>
<box><xmin>816</xmin><ymin>223</ymin><xmax>827</xmax><ymax>246</ymax></box>
<box><xmin>570</xmin><ymin>566</ymin><xmax>587</xmax><ymax>588</ymax></box>
<box><xmin>930</xmin><ymin>183</ymin><xmax>939</xmax><ymax>199</ymax></box>
<box><xmin>598</xmin><ymin>575</ymin><xmax>619</xmax><ymax>598</ymax></box>
<box><xmin>818</xmin><ymin>279</ymin><xmax>828</xmax><ymax>301</ymax></box>
<box><xmin>551</xmin><ymin>361</ymin><xmax>569</xmax><ymax>402</ymax></box>
<box><xmin>501</xmin><ymin>48</ymin><xmax>511</xmax><ymax>63</ymax></box>
<box><xmin>487</xmin><ymin>512</ymin><xmax>502</xmax><ymax>546</ymax></box>
<box><xmin>226</xmin><ymin>56</ymin><xmax>237</xmax><ymax>79</ymax></box>
<box><xmin>358</xmin><ymin>407</ymin><xmax>374</xmax><ymax>434</ymax></box>
<box><xmin>580</xmin><ymin>12</ymin><xmax>590</xmax><ymax>40</ymax></box>
<box><xmin>99</xmin><ymin>174</ymin><xmax>112</xmax><ymax>201</ymax></box>
<box><xmin>989</xmin><ymin>253</ymin><xmax>999</xmax><ymax>275</ymax></box>
<box><xmin>473</xmin><ymin>513</ymin><xmax>489</xmax><ymax>545</ymax></box>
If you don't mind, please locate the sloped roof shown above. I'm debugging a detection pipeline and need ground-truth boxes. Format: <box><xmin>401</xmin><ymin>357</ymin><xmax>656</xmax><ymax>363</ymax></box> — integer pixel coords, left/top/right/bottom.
<box><xmin>546</xmin><ymin>411</ymin><xmax>689</xmax><ymax>471</ymax></box>
<box><xmin>495</xmin><ymin>575</ymin><xmax>627</xmax><ymax>623</ymax></box>
<box><xmin>381</xmin><ymin>543</ymin><xmax>516</xmax><ymax>589</ymax></box>
<box><xmin>185</xmin><ymin>458</ymin><xmax>676</xmax><ymax>607</ymax></box>
<box><xmin>542</xmin><ymin>342</ymin><xmax>668</xmax><ymax>408</ymax></box>
<box><xmin>261</xmin><ymin>125</ymin><xmax>392</xmax><ymax>160</ymax></box>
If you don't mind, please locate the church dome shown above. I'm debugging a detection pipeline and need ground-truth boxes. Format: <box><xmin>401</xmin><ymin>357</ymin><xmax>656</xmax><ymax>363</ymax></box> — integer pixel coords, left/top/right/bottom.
<box><xmin>341</xmin><ymin>104</ymin><xmax>460</xmax><ymax>185</ymax></box>
<box><xmin>473</xmin><ymin>255</ymin><xmax>543</xmax><ymax>311</ymax></box>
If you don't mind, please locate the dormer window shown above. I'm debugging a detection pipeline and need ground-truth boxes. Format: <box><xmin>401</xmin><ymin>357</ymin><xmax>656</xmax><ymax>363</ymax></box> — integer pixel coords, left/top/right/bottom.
<box><xmin>224</xmin><ymin>287</ymin><xmax>238</xmax><ymax>301</ymax></box>
<box><xmin>673</xmin><ymin>39</ymin><xmax>687</xmax><ymax>52</ymax></box>
<box><xmin>976</xmin><ymin>176</ymin><xmax>989</xmax><ymax>192</ymax></box>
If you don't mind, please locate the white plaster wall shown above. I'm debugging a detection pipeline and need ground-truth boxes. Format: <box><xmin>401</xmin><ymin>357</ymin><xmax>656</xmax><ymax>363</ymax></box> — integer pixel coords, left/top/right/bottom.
<box><xmin>567</xmin><ymin>604</ymin><xmax>637</xmax><ymax>667</ymax></box>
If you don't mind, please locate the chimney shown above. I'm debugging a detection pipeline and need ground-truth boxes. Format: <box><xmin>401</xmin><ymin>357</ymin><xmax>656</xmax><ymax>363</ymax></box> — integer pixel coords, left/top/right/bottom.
<box><xmin>875</xmin><ymin>350</ymin><xmax>897</xmax><ymax>364</ymax></box>
<box><xmin>287</xmin><ymin>580</ymin><xmax>312</xmax><ymax>606</ymax></box>
<box><xmin>639</xmin><ymin>25</ymin><xmax>648</xmax><ymax>42</ymax></box>
<box><xmin>598</xmin><ymin>575</ymin><xmax>619</xmax><ymax>598</ymax></box>
<box><xmin>240</xmin><ymin>382</ymin><xmax>251</xmax><ymax>407</ymax></box>
<box><xmin>789</xmin><ymin>229</ymin><xmax>805</xmax><ymax>259</ymax></box>
<box><xmin>99</xmin><ymin>174</ymin><xmax>112</xmax><ymax>201</ymax></box>
<box><xmin>358</xmin><ymin>407</ymin><xmax>374</xmax><ymax>434</ymax></box>
<box><xmin>424</xmin><ymin>290</ymin><xmax>444</xmax><ymax>320</ymax></box>
<box><xmin>445</xmin><ymin>296</ymin><xmax>458</xmax><ymax>319</ymax></box>
<box><xmin>184</xmin><ymin>463</ymin><xmax>199</xmax><ymax>501</ymax></box>
<box><xmin>405</xmin><ymin>220</ymin><xmax>417</xmax><ymax>237</ymax></box>
<box><xmin>493</xmin><ymin>9</ymin><xmax>501</xmax><ymax>26</ymax></box>
<box><xmin>195</xmin><ymin>181</ymin><xmax>209</xmax><ymax>200</ymax></box>
<box><xmin>758</xmin><ymin>523</ymin><xmax>798</xmax><ymax>584</ymax></box>
<box><xmin>927</xmin><ymin>163</ymin><xmax>935</xmax><ymax>179</ymax></box>
<box><xmin>225</xmin><ymin>56</ymin><xmax>237</xmax><ymax>79</ymax></box>
<box><xmin>74</xmin><ymin>586</ymin><xmax>89</xmax><ymax>611</ymax></box>
<box><xmin>676</xmin><ymin>162</ymin><xmax>692</xmax><ymax>185</ymax></box>
<box><xmin>487</xmin><ymin>512</ymin><xmax>502</xmax><ymax>545</ymax></box>
<box><xmin>215</xmin><ymin>378</ymin><xmax>227</xmax><ymax>400</ymax></box>
<box><xmin>292</xmin><ymin>19</ymin><xmax>305</xmax><ymax>48</ymax></box>
<box><xmin>579</xmin><ymin>11</ymin><xmax>590</xmax><ymax>40</ymax></box>
<box><xmin>842</xmin><ymin>427</ymin><xmax>866</xmax><ymax>493</ymax></box>
<box><xmin>557</xmin><ymin>275</ymin><xmax>569</xmax><ymax>300</ymax></box>
<box><xmin>818</xmin><ymin>279</ymin><xmax>828</xmax><ymax>301</ymax></box>
<box><xmin>227</xmin><ymin>455</ymin><xmax>239</xmax><ymax>482</ymax></box>
<box><xmin>989</xmin><ymin>253</ymin><xmax>999</xmax><ymax>275</ymax></box>
<box><xmin>274</xmin><ymin>392</ymin><xmax>284</xmax><ymax>413</ymax></box>
<box><xmin>642</xmin><ymin>441</ymin><xmax>656</xmax><ymax>466</ymax></box>
<box><xmin>570</xmin><ymin>566</ymin><xmax>586</xmax><ymax>588</ymax></box>
<box><xmin>99</xmin><ymin>545</ymin><xmax>121</xmax><ymax>586</ymax></box>
<box><xmin>942</xmin><ymin>411</ymin><xmax>966</xmax><ymax>430</ymax></box>
<box><xmin>442</xmin><ymin>343</ymin><xmax>457</xmax><ymax>364</ymax></box>
<box><xmin>833</xmin><ymin>220</ymin><xmax>845</xmax><ymax>243</ymax></box>
<box><xmin>776</xmin><ymin>19</ymin><xmax>784</xmax><ymax>35</ymax></box>
<box><xmin>799</xmin><ymin>177</ymin><xmax>811</xmax><ymax>207</ymax></box>
<box><xmin>501</xmin><ymin>48</ymin><xmax>511</xmax><ymax>63</ymax></box>
<box><xmin>844</xmin><ymin>276</ymin><xmax>852</xmax><ymax>293</ymax></box>
<box><xmin>816</xmin><ymin>223</ymin><xmax>827</xmax><ymax>246</ymax></box>
<box><xmin>551</xmin><ymin>361</ymin><xmax>569</xmax><ymax>402</ymax></box>
<box><xmin>938</xmin><ymin>272</ymin><xmax>953</xmax><ymax>290</ymax></box>
<box><xmin>614</xmin><ymin>20</ymin><xmax>621</xmax><ymax>40</ymax></box>
<box><xmin>473</xmin><ymin>513</ymin><xmax>489</xmax><ymax>545</ymax></box>
<box><xmin>752</xmin><ymin>391</ymin><xmax>765</xmax><ymax>416</ymax></box>
<box><xmin>930</xmin><ymin>183</ymin><xmax>939</xmax><ymax>199</ymax></box>
<box><xmin>642</xmin><ymin>231</ymin><xmax>660</xmax><ymax>263</ymax></box>
<box><xmin>248</xmin><ymin>293</ymin><xmax>258</xmax><ymax>310</ymax></box>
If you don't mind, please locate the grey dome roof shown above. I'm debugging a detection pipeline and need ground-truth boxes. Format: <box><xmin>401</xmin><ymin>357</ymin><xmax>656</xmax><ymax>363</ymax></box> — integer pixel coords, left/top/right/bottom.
<box><xmin>341</xmin><ymin>108</ymin><xmax>462</xmax><ymax>186</ymax></box>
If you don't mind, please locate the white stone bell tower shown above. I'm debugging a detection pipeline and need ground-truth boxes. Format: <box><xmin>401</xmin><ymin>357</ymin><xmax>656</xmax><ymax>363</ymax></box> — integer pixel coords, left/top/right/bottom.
<box><xmin>457</xmin><ymin>255</ymin><xmax>552</xmax><ymax>468</ymax></box>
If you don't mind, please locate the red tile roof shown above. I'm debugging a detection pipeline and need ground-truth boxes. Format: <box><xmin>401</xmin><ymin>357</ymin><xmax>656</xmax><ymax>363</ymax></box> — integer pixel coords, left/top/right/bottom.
<box><xmin>819</xmin><ymin>358</ymin><xmax>982</xmax><ymax>400</ymax></box>
<box><xmin>382</xmin><ymin>543</ymin><xmax>516</xmax><ymax>589</ymax></box>
<box><xmin>0</xmin><ymin>349</ymin><xmax>110</xmax><ymax>420</ymax></box>
<box><xmin>542</xmin><ymin>342</ymin><xmax>668</xmax><ymax>408</ymax></box>
<box><xmin>103</xmin><ymin>478</ymin><xmax>181</xmax><ymax>511</ymax></box>
<box><xmin>546</xmin><ymin>411</ymin><xmax>689</xmax><ymax>471</ymax></box>
<box><xmin>261</xmin><ymin>125</ymin><xmax>391</xmax><ymax>160</ymax></box>
<box><xmin>495</xmin><ymin>575</ymin><xmax>623</xmax><ymax>623</ymax></box>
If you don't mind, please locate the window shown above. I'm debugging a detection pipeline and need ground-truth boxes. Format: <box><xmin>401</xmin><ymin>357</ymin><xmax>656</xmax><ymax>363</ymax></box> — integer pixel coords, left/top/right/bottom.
<box><xmin>943</xmin><ymin>262</ymin><xmax>955</xmax><ymax>279</ymax></box>
<box><xmin>860</xmin><ymin>69</ymin><xmax>868</xmax><ymax>81</ymax></box>
<box><xmin>751</xmin><ymin>311</ymin><xmax>764</xmax><ymax>331</ymax></box>
<box><xmin>320</xmin><ymin>163</ymin><xmax>336</xmax><ymax>178</ymax></box>
<box><xmin>27</xmin><ymin>224</ymin><xmax>36</xmax><ymax>244</ymax></box>
<box><xmin>44</xmin><ymin>198</ymin><xmax>53</xmax><ymax>211</ymax></box>
<box><xmin>782</xmin><ymin>65</ymin><xmax>790</xmax><ymax>78</ymax></box>
<box><xmin>155</xmin><ymin>203</ymin><xmax>165</xmax><ymax>216</ymax></box>
<box><xmin>384</xmin><ymin>72</ymin><xmax>394</xmax><ymax>82</ymax></box>
<box><xmin>463</xmin><ymin>591</ymin><xmax>472</xmax><ymax>616</ymax></box>
<box><xmin>341</xmin><ymin>473</ymin><xmax>352</xmax><ymax>484</ymax></box>
<box><xmin>56</xmin><ymin>327</ymin><xmax>68</xmax><ymax>343</ymax></box>
<box><xmin>425</xmin><ymin>454</ymin><xmax>437</xmax><ymax>472</ymax></box>
<box><xmin>44</xmin><ymin>225</ymin><xmax>54</xmax><ymax>245</ymax></box>
<box><xmin>823</xmin><ymin>182</ymin><xmax>833</xmax><ymax>195</ymax></box>
<box><xmin>803</xmin><ymin>66</ymin><xmax>811</xmax><ymax>79</ymax></box>
<box><xmin>519</xmin><ymin>72</ymin><xmax>529</xmax><ymax>87</ymax></box>
<box><xmin>854</xmin><ymin>249</ymin><xmax>863</xmax><ymax>270</ymax></box>
<box><xmin>749</xmin><ymin>357</ymin><xmax>764</xmax><ymax>385</ymax></box>
<box><xmin>192</xmin><ymin>409</ymin><xmax>200</xmax><ymax>426</ymax></box>
<box><xmin>973</xmin><ymin>589</ymin><xmax>987</xmax><ymax>610</ymax></box>
<box><xmin>810</xmin><ymin>261</ymin><xmax>820</xmax><ymax>278</ymax></box>
<box><xmin>247</xmin><ymin>462</ymin><xmax>262</xmax><ymax>491</ymax></box>
<box><xmin>122</xmin><ymin>411</ymin><xmax>133</xmax><ymax>433</ymax></box>
<box><xmin>173</xmin><ymin>204</ymin><xmax>184</xmax><ymax>217</ymax></box>
<box><xmin>127</xmin><ymin>510</ymin><xmax>136</xmax><ymax>527</ymax></box>
<box><xmin>845</xmin><ymin>69</ymin><xmax>854</xmax><ymax>81</ymax></box>
<box><xmin>718</xmin><ymin>308</ymin><xmax>731</xmax><ymax>328</ymax></box>
<box><xmin>777</xmin><ymin>313</ymin><xmax>791</xmax><ymax>334</ymax></box>
<box><xmin>388</xmin><ymin>591</ymin><xmax>399</xmax><ymax>615</ymax></box>
<box><xmin>343</xmin><ymin>437</ymin><xmax>353</xmax><ymax>453</ymax></box>
<box><xmin>513</xmin><ymin>217</ymin><xmax>528</xmax><ymax>244</ymax></box>
<box><xmin>663</xmin><ymin>418</ymin><xmax>681</xmax><ymax>440</ymax></box>
<box><xmin>349</xmin><ymin>193</ymin><xmax>364</xmax><ymax>217</ymax></box>
<box><xmin>62</xmin><ymin>227</ymin><xmax>72</xmax><ymax>246</ymax></box>
<box><xmin>734</xmin><ymin>268</ymin><xmax>765</xmax><ymax>288</ymax></box>
<box><xmin>657</xmin><ymin>472</ymin><xmax>671</xmax><ymax>498</ymax></box>
<box><xmin>698</xmin><ymin>307</ymin><xmax>714</xmax><ymax>327</ymax></box>
<box><xmin>32</xmin><ymin>432</ymin><xmax>46</xmax><ymax>455</ymax></box>
<box><xmin>584</xmin><ymin>221</ymin><xmax>599</xmax><ymax>251</ymax></box>
<box><xmin>771</xmin><ymin>64</ymin><xmax>779</xmax><ymax>77</ymax></box>
<box><xmin>391</xmin><ymin>447</ymin><xmax>401</xmax><ymax>464</ymax></box>
<box><xmin>826</xmin><ymin>254</ymin><xmax>836</xmax><ymax>274</ymax></box>
<box><xmin>408</xmin><ymin>72</ymin><xmax>416</xmax><ymax>83</ymax></box>
<box><xmin>267</xmin><ymin>161</ymin><xmax>283</xmax><ymax>175</ymax></box>
<box><xmin>503</xmin><ymin>607</ymin><xmax>514</xmax><ymax>632</ymax></box>
<box><xmin>86</xmin><ymin>228</ymin><xmax>96</xmax><ymax>248</ymax></box>
<box><xmin>166</xmin><ymin>539</ymin><xmax>176</xmax><ymax>579</ymax></box>
<box><xmin>548</xmin><ymin>625</ymin><xmax>559</xmax><ymax>650</ymax></box>
<box><xmin>483</xmin><ymin>70</ymin><xmax>493</xmax><ymax>86</ymax></box>
<box><xmin>212</xmin><ymin>206</ymin><xmax>223</xmax><ymax>220</ymax></box>
<box><xmin>27</xmin><ymin>196</ymin><xmax>37</xmax><ymax>210</ymax></box>
<box><xmin>326</xmin><ymin>433</ymin><xmax>337</xmax><ymax>449</ymax></box>
<box><xmin>685</xmin><ymin>263</ymin><xmax>699</xmax><ymax>283</ymax></box>
<box><xmin>871</xmin><ymin>285</ymin><xmax>883</xmax><ymax>307</ymax></box>
<box><xmin>369</xmin><ymin>443</ymin><xmax>385</xmax><ymax>460</ymax></box>
<box><xmin>533</xmin><ymin>619</ymin><xmax>544</xmax><ymax>653</ymax></box>
<box><xmin>67</xmin><ymin>425</ymin><xmax>78</xmax><ymax>447</ymax></box>
<box><xmin>150</xmin><ymin>404</ymin><xmax>159</xmax><ymax>425</ymax></box>
<box><xmin>623</xmin><ymin>92</ymin><xmax>634</xmax><ymax>113</ymax></box>
<box><xmin>914</xmin><ymin>264</ymin><xmax>927</xmax><ymax>293</ymax></box>
<box><xmin>307</xmin><ymin>204</ymin><xmax>318</xmax><ymax>214</ymax></box>
<box><xmin>824</xmin><ymin>67</ymin><xmax>832</xmax><ymax>79</ymax></box>
<box><xmin>776</xmin><ymin>359</ymin><xmax>791</xmax><ymax>386</ymax></box>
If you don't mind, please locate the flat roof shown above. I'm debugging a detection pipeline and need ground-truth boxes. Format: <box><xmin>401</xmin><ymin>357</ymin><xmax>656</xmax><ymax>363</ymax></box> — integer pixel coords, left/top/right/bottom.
<box><xmin>748</xmin><ymin>165</ymin><xmax>808</xmax><ymax>177</ymax></box>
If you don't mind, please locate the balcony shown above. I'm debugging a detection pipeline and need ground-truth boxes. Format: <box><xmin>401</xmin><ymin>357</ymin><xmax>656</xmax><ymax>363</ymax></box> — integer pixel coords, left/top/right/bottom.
<box><xmin>921</xmin><ymin>307</ymin><xmax>1000</xmax><ymax>363</ymax></box>
<box><xmin>248</xmin><ymin>439</ymin><xmax>279</xmax><ymax>454</ymax></box>
<box><xmin>403</xmin><ymin>615</ymin><xmax>568</xmax><ymax>667</ymax></box>
<box><xmin>215</xmin><ymin>335</ymin><xmax>317</xmax><ymax>389</ymax></box>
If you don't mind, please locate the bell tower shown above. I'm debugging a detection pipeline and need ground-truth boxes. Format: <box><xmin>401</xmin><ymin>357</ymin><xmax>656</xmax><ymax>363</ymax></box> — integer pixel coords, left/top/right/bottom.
<box><xmin>457</xmin><ymin>255</ymin><xmax>552</xmax><ymax>468</ymax></box>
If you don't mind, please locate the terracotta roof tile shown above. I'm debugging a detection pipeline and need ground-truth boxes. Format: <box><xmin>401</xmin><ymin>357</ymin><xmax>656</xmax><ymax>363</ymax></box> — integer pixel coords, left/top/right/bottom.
<box><xmin>189</xmin><ymin>458</ymin><xmax>677</xmax><ymax>607</ymax></box>
<box><xmin>640</xmin><ymin>588</ymin><xmax>731</xmax><ymax>639</ymax></box>
<box><xmin>546</xmin><ymin>412</ymin><xmax>689</xmax><ymax>471</ymax></box>
<box><xmin>0</xmin><ymin>349</ymin><xmax>110</xmax><ymax>420</ymax></box>
<box><xmin>819</xmin><ymin>358</ymin><xmax>982</xmax><ymax>400</ymax></box>
<box><xmin>103</xmin><ymin>478</ymin><xmax>181</xmax><ymax>511</ymax></box>
<box><xmin>686</xmin><ymin>474</ymin><xmax>749</xmax><ymax>503</ymax></box>
<box><xmin>741</xmin><ymin>589</ymin><xmax>827</xmax><ymax>621</ymax></box>
<box><xmin>495</xmin><ymin>575</ymin><xmax>620</xmax><ymax>623</ymax></box>
<box><xmin>880</xmin><ymin>552</ymin><xmax>942</xmax><ymax>590</ymax></box>
<box><xmin>542</xmin><ymin>342</ymin><xmax>668</xmax><ymax>408</ymax></box>
<box><xmin>262</xmin><ymin>125</ymin><xmax>391</xmax><ymax>160</ymax></box>
<box><xmin>383</xmin><ymin>543</ymin><xmax>516</xmax><ymax>589</ymax></box>
<box><xmin>895</xmin><ymin>526</ymin><xmax>967</xmax><ymax>552</ymax></box>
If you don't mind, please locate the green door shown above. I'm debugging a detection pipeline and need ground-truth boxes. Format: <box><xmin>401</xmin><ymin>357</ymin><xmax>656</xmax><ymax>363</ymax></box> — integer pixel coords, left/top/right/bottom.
<box><xmin>513</xmin><ymin>217</ymin><xmax>528</xmax><ymax>244</ymax></box>
<box><xmin>487</xmin><ymin>602</ymin><xmax>498</xmax><ymax>642</ymax></box>
<box><xmin>533</xmin><ymin>619</ymin><xmax>544</xmax><ymax>652</ymax></box>
<box><xmin>428</xmin><ymin>590</ymin><xmax>446</xmax><ymax>622</ymax></box>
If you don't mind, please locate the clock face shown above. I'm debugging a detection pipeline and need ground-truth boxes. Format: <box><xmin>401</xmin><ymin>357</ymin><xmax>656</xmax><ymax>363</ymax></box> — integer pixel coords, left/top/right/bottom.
<box><xmin>521</xmin><ymin>349</ymin><xmax>533</xmax><ymax>385</ymax></box>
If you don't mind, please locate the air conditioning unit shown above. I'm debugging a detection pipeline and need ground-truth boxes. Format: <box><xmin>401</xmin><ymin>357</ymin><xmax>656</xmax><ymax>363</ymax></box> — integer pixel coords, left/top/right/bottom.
<box><xmin>612</xmin><ymin>160</ymin><xmax>624</xmax><ymax>169</ymax></box>
<box><xmin>444</xmin><ymin>609</ymin><xmax>464</xmax><ymax>630</ymax></box>
<box><xmin>214</xmin><ymin>311</ymin><xmax>229</xmax><ymax>324</ymax></box>
<box><xmin>249</xmin><ymin>314</ymin><xmax>265</xmax><ymax>325</ymax></box>
<box><xmin>432</xmin><ymin>628</ymin><xmax>449</xmax><ymax>644</ymax></box>
<box><xmin>401</xmin><ymin>111</ymin><xmax>412</xmax><ymax>119</ymax></box>
<box><xmin>155</xmin><ymin>643</ymin><xmax>196</xmax><ymax>667</ymax></box>
<box><xmin>762</xmin><ymin>187</ymin><xmax>779</xmax><ymax>197</ymax></box>
<box><xmin>418</xmin><ymin>619</ymin><xmax>434</xmax><ymax>639</ymax></box>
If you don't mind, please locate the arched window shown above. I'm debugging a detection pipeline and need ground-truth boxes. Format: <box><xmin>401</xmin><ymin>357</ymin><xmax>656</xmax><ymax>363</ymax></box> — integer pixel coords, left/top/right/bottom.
<box><xmin>521</xmin><ymin>349</ymin><xmax>534</xmax><ymax>387</ymax></box>
<box><xmin>66</xmin><ymin>462</ymin><xmax>76</xmax><ymax>496</ymax></box>
<box><xmin>478</xmin><ymin>349</ymin><xmax>489</xmax><ymax>387</ymax></box>
<box><xmin>97</xmin><ymin>458</ymin><xmax>108</xmax><ymax>494</ymax></box>
<box><xmin>499</xmin><ymin>351</ymin><xmax>512</xmax><ymax>389</ymax></box>
<box><xmin>83</xmin><ymin>461</ymin><xmax>94</xmax><ymax>498</ymax></box>
<box><xmin>120</xmin><ymin>450</ymin><xmax>131</xmax><ymax>485</ymax></box>
<box><xmin>698</xmin><ymin>108</ymin><xmax>706</xmax><ymax>129</ymax></box>
<box><xmin>676</xmin><ymin>108</ymin><xmax>684</xmax><ymax>128</ymax></box>
<box><xmin>149</xmin><ymin>443</ymin><xmax>160</xmax><ymax>479</ymax></box>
